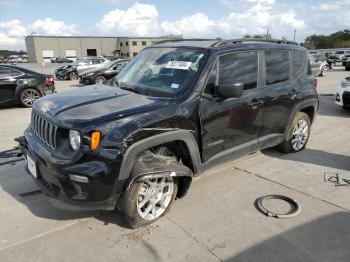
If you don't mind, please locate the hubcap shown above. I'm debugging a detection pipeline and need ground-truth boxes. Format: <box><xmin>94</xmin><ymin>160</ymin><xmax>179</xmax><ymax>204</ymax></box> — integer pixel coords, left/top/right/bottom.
<box><xmin>95</xmin><ymin>76</ymin><xmax>105</xmax><ymax>84</ymax></box>
<box><xmin>292</xmin><ymin>119</ymin><xmax>309</xmax><ymax>151</ymax></box>
<box><xmin>136</xmin><ymin>177</ymin><xmax>174</xmax><ymax>221</ymax></box>
<box><xmin>22</xmin><ymin>90</ymin><xmax>40</xmax><ymax>106</ymax></box>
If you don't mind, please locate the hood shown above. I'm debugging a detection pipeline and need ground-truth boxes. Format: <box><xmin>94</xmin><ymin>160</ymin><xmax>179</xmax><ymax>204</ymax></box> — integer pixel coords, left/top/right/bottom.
<box><xmin>33</xmin><ymin>84</ymin><xmax>175</xmax><ymax>128</ymax></box>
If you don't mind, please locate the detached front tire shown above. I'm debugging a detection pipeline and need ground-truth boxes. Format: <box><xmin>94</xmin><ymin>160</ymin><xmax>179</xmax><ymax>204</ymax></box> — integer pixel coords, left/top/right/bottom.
<box><xmin>277</xmin><ymin>112</ymin><xmax>311</xmax><ymax>153</ymax></box>
<box><xmin>120</xmin><ymin>177</ymin><xmax>178</xmax><ymax>229</ymax></box>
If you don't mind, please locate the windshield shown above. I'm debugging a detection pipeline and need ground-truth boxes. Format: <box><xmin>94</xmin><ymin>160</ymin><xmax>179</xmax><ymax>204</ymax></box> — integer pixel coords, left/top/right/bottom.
<box><xmin>116</xmin><ymin>47</ymin><xmax>207</xmax><ymax>97</ymax></box>
<box><xmin>335</xmin><ymin>51</ymin><xmax>345</xmax><ymax>54</ymax></box>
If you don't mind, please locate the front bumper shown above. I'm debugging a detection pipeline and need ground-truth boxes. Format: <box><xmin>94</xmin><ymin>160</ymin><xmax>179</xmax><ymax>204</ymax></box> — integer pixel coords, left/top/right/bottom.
<box><xmin>335</xmin><ymin>84</ymin><xmax>350</xmax><ymax>107</ymax></box>
<box><xmin>19</xmin><ymin>131</ymin><xmax>125</xmax><ymax>211</ymax></box>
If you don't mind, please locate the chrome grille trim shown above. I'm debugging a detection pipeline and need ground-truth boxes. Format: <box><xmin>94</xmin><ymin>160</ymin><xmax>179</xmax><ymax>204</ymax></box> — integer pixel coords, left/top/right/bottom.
<box><xmin>31</xmin><ymin>112</ymin><xmax>58</xmax><ymax>150</ymax></box>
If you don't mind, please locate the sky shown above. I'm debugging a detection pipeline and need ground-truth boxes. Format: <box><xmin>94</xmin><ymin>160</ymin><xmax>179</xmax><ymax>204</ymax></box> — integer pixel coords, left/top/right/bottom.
<box><xmin>0</xmin><ymin>0</ymin><xmax>349</xmax><ymax>50</ymax></box>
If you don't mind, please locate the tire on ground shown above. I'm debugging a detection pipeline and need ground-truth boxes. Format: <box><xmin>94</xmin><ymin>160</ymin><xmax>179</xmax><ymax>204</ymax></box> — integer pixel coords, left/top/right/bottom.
<box><xmin>119</xmin><ymin>178</ymin><xmax>178</xmax><ymax>229</ymax></box>
<box><xmin>277</xmin><ymin>112</ymin><xmax>311</xmax><ymax>153</ymax></box>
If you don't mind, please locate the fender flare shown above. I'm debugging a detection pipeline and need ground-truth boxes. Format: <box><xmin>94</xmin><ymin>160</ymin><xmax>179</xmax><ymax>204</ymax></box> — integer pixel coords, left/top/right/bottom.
<box><xmin>110</xmin><ymin>129</ymin><xmax>201</xmax><ymax>200</ymax></box>
<box><xmin>284</xmin><ymin>98</ymin><xmax>318</xmax><ymax>139</ymax></box>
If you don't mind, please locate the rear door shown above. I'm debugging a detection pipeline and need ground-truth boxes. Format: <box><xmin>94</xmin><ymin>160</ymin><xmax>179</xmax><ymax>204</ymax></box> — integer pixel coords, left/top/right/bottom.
<box><xmin>258</xmin><ymin>49</ymin><xmax>303</xmax><ymax>149</ymax></box>
<box><xmin>0</xmin><ymin>67</ymin><xmax>22</xmax><ymax>105</ymax></box>
<box><xmin>199</xmin><ymin>50</ymin><xmax>265</xmax><ymax>162</ymax></box>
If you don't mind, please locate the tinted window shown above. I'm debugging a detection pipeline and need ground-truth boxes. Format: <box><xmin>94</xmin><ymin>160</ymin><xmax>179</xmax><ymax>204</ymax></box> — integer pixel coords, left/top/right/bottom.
<box><xmin>219</xmin><ymin>51</ymin><xmax>258</xmax><ymax>90</ymax></box>
<box><xmin>291</xmin><ymin>50</ymin><xmax>302</xmax><ymax>76</ymax></box>
<box><xmin>265</xmin><ymin>50</ymin><xmax>290</xmax><ymax>85</ymax></box>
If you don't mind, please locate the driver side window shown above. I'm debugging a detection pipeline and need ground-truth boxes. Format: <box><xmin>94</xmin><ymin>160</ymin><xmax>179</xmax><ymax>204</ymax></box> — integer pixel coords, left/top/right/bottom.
<box><xmin>204</xmin><ymin>51</ymin><xmax>258</xmax><ymax>96</ymax></box>
<box><xmin>219</xmin><ymin>51</ymin><xmax>258</xmax><ymax>91</ymax></box>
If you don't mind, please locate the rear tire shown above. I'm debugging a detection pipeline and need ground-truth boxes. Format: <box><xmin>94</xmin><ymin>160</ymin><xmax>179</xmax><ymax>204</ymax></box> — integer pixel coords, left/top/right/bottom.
<box><xmin>95</xmin><ymin>75</ymin><xmax>106</xmax><ymax>84</ymax></box>
<box><xmin>277</xmin><ymin>112</ymin><xmax>311</xmax><ymax>153</ymax></box>
<box><xmin>19</xmin><ymin>88</ymin><xmax>41</xmax><ymax>108</ymax></box>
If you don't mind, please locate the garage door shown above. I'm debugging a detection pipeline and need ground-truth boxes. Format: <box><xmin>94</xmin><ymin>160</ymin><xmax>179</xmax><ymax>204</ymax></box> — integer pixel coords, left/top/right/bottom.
<box><xmin>42</xmin><ymin>50</ymin><xmax>54</xmax><ymax>63</ymax></box>
<box><xmin>65</xmin><ymin>50</ymin><xmax>77</xmax><ymax>62</ymax></box>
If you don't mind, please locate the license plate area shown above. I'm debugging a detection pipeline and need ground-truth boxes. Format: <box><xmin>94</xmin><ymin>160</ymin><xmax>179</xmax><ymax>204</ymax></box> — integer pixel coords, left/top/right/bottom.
<box><xmin>27</xmin><ymin>155</ymin><xmax>37</xmax><ymax>178</ymax></box>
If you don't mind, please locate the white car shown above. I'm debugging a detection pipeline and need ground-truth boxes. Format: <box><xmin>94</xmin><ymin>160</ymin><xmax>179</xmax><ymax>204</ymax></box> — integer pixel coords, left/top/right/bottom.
<box><xmin>335</xmin><ymin>76</ymin><xmax>350</xmax><ymax>108</ymax></box>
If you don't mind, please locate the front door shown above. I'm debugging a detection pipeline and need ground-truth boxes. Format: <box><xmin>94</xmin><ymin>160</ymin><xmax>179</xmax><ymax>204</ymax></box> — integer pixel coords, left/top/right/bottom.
<box><xmin>199</xmin><ymin>51</ymin><xmax>264</xmax><ymax>162</ymax></box>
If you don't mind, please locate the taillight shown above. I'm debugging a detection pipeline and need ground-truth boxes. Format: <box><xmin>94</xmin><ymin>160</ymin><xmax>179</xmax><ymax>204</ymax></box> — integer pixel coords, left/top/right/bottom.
<box><xmin>44</xmin><ymin>77</ymin><xmax>54</xmax><ymax>86</ymax></box>
<box><xmin>313</xmin><ymin>78</ymin><xmax>318</xmax><ymax>89</ymax></box>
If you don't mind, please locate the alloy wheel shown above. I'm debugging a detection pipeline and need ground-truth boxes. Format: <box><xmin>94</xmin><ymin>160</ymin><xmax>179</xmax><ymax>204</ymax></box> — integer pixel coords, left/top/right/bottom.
<box><xmin>291</xmin><ymin>119</ymin><xmax>309</xmax><ymax>151</ymax></box>
<box><xmin>136</xmin><ymin>177</ymin><xmax>174</xmax><ymax>221</ymax></box>
<box><xmin>21</xmin><ymin>89</ymin><xmax>40</xmax><ymax>106</ymax></box>
<box><xmin>95</xmin><ymin>75</ymin><xmax>106</xmax><ymax>84</ymax></box>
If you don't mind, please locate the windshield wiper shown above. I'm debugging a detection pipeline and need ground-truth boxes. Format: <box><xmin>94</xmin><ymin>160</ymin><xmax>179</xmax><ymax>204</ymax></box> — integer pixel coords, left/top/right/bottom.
<box><xmin>120</xmin><ymin>86</ymin><xmax>150</xmax><ymax>96</ymax></box>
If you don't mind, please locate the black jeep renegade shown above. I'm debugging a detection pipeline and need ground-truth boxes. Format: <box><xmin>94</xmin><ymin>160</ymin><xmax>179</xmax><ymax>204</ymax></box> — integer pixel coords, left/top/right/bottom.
<box><xmin>19</xmin><ymin>39</ymin><xmax>319</xmax><ymax>228</ymax></box>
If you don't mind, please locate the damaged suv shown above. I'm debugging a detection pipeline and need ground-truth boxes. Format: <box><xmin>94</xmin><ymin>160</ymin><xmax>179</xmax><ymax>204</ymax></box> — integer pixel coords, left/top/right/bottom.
<box><xmin>19</xmin><ymin>39</ymin><xmax>318</xmax><ymax>228</ymax></box>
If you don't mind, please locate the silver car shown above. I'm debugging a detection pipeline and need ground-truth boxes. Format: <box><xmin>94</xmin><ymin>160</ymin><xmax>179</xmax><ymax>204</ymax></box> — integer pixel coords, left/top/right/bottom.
<box><xmin>309</xmin><ymin>55</ymin><xmax>327</xmax><ymax>77</ymax></box>
<box><xmin>76</xmin><ymin>56</ymin><xmax>110</xmax><ymax>76</ymax></box>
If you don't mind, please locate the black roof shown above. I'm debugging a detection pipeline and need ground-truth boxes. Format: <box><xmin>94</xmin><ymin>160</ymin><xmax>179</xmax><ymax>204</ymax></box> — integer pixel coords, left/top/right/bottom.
<box><xmin>153</xmin><ymin>38</ymin><xmax>304</xmax><ymax>51</ymax></box>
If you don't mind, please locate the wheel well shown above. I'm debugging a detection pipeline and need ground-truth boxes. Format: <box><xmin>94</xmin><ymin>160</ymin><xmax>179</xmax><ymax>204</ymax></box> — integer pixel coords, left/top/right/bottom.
<box><xmin>137</xmin><ymin>140</ymin><xmax>195</xmax><ymax>199</ymax></box>
<box><xmin>300</xmin><ymin>106</ymin><xmax>315</xmax><ymax>123</ymax></box>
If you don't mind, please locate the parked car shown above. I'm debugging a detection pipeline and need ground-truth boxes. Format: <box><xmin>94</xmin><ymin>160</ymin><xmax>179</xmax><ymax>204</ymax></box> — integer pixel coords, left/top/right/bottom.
<box><xmin>341</xmin><ymin>54</ymin><xmax>350</xmax><ymax>66</ymax></box>
<box><xmin>18</xmin><ymin>39</ymin><xmax>318</xmax><ymax>228</ymax></box>
<box><xmin>309</xmin><ymin>55</ymin><xmax>327</xmax><ymax>76</ymax></box>
<box><xmin>335</xmin><ymin>76</ymin><xmax>350</xmax><ymax>109</ymax></box>
<box><xmin>55</xmin><ymin>57</ymin><xmax>110</xmax><ymax>80</ymax></box>
<box><xmin>51</xmin><ymin>57</ymin><xmax>73</xmax><ymax>63</ymax></box>
<box><xmin>79</xmin><ymin>59</ymin><xmax>130</xmax><ymax>84</ymax></box>
<box><xmin>334</xmin><ymin>50</ymin><xmax>350</xmax><ymax>61</ymax></box>
<box><xmin>76</xmin><ymin>56</ymin><xmax>110</xmax><ymax>76</ymax></box>
<box><xmin>0</xmin><ymin>65</ymin><xmax>55</xmax><ymax>107</ymax></box>
<box><xmin>345</xmin><ymin>58</ymin><xmax>350</xmax><ymax>71</ymax></box>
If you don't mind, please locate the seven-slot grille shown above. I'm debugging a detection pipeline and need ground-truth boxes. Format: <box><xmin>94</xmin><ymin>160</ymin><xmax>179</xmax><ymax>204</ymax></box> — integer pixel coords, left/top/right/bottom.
<box><xmin>31</xmin><ymin>112</ymin><xmax>58</xmax><ymax>150</ymax></box>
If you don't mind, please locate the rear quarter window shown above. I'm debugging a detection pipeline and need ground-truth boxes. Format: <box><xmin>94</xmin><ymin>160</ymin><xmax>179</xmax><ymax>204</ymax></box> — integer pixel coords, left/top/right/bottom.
<box><xmin>265</xmin><ymin>50</ymin><xmax>290</xmax><ymax>85</ymax></box>
<box><xmin>291</xmin><ymin>50</ymin><xmax>303</xmax><ymax>76</ymax></box>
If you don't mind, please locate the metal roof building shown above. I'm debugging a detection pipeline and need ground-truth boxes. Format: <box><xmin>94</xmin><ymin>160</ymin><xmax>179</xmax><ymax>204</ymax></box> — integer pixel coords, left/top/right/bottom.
<box><xmin>25</xmin><ymin>35</ymin><xmax>182</xmax><ymax>63</ymax></box>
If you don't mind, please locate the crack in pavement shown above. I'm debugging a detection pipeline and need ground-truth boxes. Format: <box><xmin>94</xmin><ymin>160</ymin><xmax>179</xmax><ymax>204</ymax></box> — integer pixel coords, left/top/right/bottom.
<box><xmin>165</xmin><ymin>216</ymin><xmax>223</xmax><ymax>262</ymax></box>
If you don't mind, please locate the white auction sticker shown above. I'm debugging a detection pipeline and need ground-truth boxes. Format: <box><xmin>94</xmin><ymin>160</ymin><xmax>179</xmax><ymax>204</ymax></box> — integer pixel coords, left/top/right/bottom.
<box><xmin>165</xmin><ymin>61</ymin><xmax>192</xmax><ymax>70</ymax></box>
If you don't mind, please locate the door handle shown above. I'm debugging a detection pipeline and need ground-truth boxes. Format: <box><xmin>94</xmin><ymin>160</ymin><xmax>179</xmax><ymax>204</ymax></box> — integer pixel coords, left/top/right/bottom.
<box><xmin>249</xmin><ymin>99</ymin><xmax>264</xmax><ymax>107</ymax></box>
<box><xmin>288</xmin><ymin>89</ymin><xmax>301</xmax><ymax>96</ymax></box>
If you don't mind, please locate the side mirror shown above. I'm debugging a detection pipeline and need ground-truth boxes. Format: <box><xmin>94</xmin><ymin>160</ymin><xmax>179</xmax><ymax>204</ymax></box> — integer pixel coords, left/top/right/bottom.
<box><xmin>218</xmin><ymin>83</ymin><xmax>244</xmax><ymax>98</ymax></box>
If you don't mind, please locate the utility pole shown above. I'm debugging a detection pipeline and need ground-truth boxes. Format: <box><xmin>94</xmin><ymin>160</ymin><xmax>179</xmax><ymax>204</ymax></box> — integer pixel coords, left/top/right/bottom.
<box><xmin>266</xmin><ymin>27</ymin><xmax>270</xmax><ymax>39</ymax></box>
<box><xmin>293</xmin><ymin>29</ymin><xmax>297</xmax><ymax>42</ymax></box>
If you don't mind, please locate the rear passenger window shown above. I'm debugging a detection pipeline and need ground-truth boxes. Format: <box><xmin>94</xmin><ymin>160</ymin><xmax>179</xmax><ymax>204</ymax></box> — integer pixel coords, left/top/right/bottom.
<box><xmin>265</xmin><ymin>50</ymin><xmax>290</xmax><ymax>85</ymax></box>
<box><xmin>291</xmin><ymin>50</ymin><xmax>302</xmax><ymax>76</ymax></box>
<box><xmin>219</xmin><ymin>51</ymin><xmax>258</xmax><ymax>91</ymax></box>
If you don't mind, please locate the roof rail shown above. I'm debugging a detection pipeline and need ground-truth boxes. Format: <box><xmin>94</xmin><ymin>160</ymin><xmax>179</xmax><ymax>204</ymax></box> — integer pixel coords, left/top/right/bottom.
<box><xmin>154</xmin><ymin>38</ymin><xmax>222</xmax><ymax>45</ymax></box>
<box><xmin>211</xmin><ymin>38</ymin><xmax>299</xmax><ymax>47</ymax></box>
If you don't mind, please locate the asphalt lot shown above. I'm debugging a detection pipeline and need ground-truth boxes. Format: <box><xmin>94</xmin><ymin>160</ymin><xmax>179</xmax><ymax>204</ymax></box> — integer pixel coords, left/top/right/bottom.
<box><xmin>0</xmin><ymin>64</ymin><xmax>349</xmax><ymax>262</ymax></box>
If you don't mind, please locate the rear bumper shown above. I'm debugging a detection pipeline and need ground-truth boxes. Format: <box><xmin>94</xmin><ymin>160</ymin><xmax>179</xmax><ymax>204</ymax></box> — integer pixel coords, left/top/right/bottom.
<box><xmin>19</xmin><ymin>132</ymin><xmax>124</xmax><ymax>212</ymax></box>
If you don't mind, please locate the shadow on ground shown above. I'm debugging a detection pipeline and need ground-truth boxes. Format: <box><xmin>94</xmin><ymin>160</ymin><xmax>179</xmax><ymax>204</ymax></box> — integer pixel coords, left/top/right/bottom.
<box><xmin>317</xmin><ymin>95</ymin><xmax>350</xmax><ymax>118</ymax></box>
<box><xmin>262</xmin><ymin>148</ymin><xmax>350</xmax><ymax>171</ymax></box>
<box><xmin>0</xmin><ymin>162</ymin><xmax>130</xmax><ymax>228</ymax></box>
<box><xmin>225</xmin><ymin>212</ymin><xmax>350</xmax><ymax>262</ymax></box>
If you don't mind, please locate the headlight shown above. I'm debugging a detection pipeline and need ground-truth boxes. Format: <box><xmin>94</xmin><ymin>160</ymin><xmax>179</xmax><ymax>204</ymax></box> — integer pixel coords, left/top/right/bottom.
<box><xmin>69</xmin><ymin>130</ymin><xmax>81</xmax><ymax>151</ymax></box>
